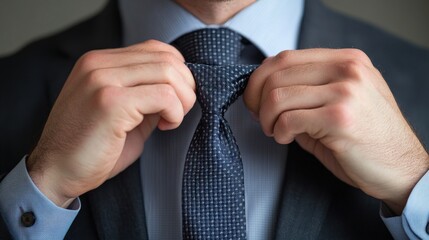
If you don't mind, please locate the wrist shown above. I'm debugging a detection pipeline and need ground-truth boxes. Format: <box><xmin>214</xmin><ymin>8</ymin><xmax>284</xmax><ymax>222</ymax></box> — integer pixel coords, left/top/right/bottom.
<box><xmin>383</xmin><ymin>154</ymin><xmax>429</xmax><ymax>215</ymax></box>
<box><xmin>27</xmin><ymin>153</ymin><xmax>75</xmax><ymax>208</ymax></box>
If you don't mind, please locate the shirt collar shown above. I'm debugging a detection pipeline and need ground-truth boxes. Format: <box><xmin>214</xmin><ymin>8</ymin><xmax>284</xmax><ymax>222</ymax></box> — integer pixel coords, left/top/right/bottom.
<box><xmin>119</xmin><ymin>0</ymin><xmax>304</xmax><ymax>56</ymax></box>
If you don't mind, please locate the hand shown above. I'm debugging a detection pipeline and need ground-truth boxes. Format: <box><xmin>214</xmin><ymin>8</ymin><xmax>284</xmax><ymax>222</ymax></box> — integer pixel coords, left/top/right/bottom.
<box><xmin>244</xmin><ymin>48</ymin><xmax>429</xmax><ymax>214</ymax></box>
<box><xmin>27</xmin><ymin>40</ymin><xmax>196</xmax><ymax>207</ymax></box>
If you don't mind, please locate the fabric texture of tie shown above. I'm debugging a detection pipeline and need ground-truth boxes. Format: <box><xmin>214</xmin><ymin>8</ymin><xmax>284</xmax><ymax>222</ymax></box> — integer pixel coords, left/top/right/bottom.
<box><xmin>173</xmin><ymin>28</ymin><xmax>258</xmax><ymax>239</ymax></box>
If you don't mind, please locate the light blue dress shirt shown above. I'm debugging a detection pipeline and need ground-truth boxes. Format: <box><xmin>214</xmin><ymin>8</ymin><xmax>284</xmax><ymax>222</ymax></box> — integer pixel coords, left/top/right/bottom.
<box><xmin>1</xmin><ymin>0</ymin><xmax>429</xmax><ymax>239</ymax></box>
<box><xmin>119</xmin><ymin>0</ymin><xmax>302</xmax><ymax>239</ymax></box>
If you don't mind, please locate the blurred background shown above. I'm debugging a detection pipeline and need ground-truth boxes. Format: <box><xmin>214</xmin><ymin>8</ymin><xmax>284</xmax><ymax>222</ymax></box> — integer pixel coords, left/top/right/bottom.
<box><xmin>1</xmin><ymin>0</ymin><xmax>429</xmax><ymax>57</ymax></box>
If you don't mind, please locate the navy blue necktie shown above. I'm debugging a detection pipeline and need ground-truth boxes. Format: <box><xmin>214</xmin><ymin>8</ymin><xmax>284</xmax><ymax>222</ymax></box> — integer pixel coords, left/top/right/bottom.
<box><xmin>174</xmin><ymin>28</ymin><xmax>258</xmax><ymax>239</ymax></box>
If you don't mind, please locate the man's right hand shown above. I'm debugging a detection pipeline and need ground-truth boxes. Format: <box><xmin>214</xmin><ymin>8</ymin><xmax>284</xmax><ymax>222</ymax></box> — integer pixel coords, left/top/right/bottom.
<box><xmin>27</xmin><ymin>40</ymin><xmax>196</xmax><ymax>208</ymax></box>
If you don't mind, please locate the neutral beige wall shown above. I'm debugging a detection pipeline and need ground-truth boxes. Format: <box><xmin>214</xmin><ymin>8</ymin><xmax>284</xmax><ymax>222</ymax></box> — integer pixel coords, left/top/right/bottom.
<box><xmin>322</xmin><ymin>0</ymin><xmax>429</xmax><ymax>50</ymax></box>
<box><xmin>1</xmin><ymin>0</ymin><xmax>429</xmax><ymax>57</ymax></box>
<box><xmin>0</xmin><ymin>0</ymin><xmax>106</xmax><ymax>56</ymax></box>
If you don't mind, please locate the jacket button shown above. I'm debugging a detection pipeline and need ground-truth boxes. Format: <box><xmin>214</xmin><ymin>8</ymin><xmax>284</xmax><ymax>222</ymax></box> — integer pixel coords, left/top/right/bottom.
<box><xmin>21</xmin><ymin>212</ymin><xmax>36</xmax><ymax>227</ymax></box>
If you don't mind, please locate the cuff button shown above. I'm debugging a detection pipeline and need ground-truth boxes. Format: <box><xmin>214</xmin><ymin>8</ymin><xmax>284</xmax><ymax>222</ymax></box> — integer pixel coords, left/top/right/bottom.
<box><xmin>21</xmin><ymin>211</ymin><xmax>36</xmax><ymax>227</ymax></box>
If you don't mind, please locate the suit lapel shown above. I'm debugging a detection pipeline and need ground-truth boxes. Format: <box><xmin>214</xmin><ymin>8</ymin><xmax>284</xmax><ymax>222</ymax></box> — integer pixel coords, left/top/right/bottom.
<box><xmin>274</xmin><ymin>1</ymin><xmax>349</xmax><ymax>239</ymax></box>
<box><xmin>274</xmin><ymin>143</ymin><xmax>338</xmax><ymax>240</ymax></box>
<box><xmin>88</xmin><ymin>160</ymin><xmax>149</xmax><ymax>240</ymax></box>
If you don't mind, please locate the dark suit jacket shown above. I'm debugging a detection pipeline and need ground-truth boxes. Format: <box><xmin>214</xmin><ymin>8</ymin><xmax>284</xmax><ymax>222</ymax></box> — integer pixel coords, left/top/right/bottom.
<box><xmin>1</xmin><ymin>0</ymin><xmax>429</xmax><ymax>239</ymax></box>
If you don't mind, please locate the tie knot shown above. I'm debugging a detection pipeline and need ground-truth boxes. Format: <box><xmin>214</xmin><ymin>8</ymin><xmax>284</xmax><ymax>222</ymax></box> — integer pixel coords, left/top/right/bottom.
<box><xmin>187</xmin><ymin>64</ymin><xmax>257</xmax><ymax>114</ymax></box>
<box><xmin>173</xmin><ymin>28</ymin><xmax>244</xmax><ymax>65</ymax></box>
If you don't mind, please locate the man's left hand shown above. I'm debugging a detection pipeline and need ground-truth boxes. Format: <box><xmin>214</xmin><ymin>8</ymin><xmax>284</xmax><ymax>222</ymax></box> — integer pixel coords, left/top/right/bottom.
<box><xmin>244</xmin><ymin>48</ymin><xmax>429</xmax><ymax>214</ymax></box>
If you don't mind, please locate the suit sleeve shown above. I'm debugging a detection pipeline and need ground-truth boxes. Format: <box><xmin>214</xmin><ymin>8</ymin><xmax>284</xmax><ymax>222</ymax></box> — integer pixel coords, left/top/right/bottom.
<box><xmin>381</xmin><ymin>170</ymin><xmax>429</xmax><ymax>240</ymax></box>
<box><xmin>0</xmin><ymin>157</ymin><xmax>80</xmax><ymax>239</ymax></box>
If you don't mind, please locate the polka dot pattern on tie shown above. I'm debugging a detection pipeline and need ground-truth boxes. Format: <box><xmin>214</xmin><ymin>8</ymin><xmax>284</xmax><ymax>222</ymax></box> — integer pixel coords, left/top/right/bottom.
<box><xmin>173</xmin><ymin>28</ymin><xmax>244</xmax><ymax>65</ymax></box>
<box><xmin>173</xmin><ymin>28</ymin><xmax>258</xmax><ymax>240</ymax></box>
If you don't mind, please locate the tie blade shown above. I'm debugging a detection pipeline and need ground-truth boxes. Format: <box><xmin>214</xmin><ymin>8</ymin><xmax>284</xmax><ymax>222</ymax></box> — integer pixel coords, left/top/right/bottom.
<box><xmin>175</xmin><ymin>28</ymin><xmax>259</xmax><ymax>240</ymax></box>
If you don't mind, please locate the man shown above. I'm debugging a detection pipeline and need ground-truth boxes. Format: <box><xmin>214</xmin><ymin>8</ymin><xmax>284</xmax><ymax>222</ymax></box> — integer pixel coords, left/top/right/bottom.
<box><xmin>1</xmin><ymin>0</ymin><xmax>429</xmax><ymax>239</ymax></box>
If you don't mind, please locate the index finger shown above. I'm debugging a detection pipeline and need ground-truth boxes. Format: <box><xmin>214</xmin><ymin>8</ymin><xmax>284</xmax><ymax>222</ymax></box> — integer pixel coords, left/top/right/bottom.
<box><xmin>244</xmin><ymin>48</ymin><xmax>372</xmax><ymax>114</ymax></box>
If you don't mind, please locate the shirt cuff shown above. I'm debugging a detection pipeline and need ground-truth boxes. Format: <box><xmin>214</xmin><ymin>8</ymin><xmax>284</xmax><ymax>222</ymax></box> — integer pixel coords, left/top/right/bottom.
<box><xmin>381</xmin><ymin>170</ymin><xmax>429</xmax><ymax>240</ymax></box>
<box><xmin>380</xmin><ymin>203</ymin><xmax>407</xmax><ymax>239</ymax></box>
<box><xmin>0</xmin><ymin>157</ymin><xmax>80</xmax><ymax>240</ymax></box>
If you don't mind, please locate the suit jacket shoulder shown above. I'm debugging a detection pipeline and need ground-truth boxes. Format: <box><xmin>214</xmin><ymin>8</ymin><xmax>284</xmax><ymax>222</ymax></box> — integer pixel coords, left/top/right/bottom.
<box><xmin>0</xmin><ymin>0</ymin><xmax>122</xmax><ymax>173</ymax></box>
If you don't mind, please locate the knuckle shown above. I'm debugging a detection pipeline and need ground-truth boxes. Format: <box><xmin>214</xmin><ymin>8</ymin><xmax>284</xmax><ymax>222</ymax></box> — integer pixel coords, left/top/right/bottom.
<box><xmin>158</xmin><ymin>51</ymin><xmax>179</xmax><ymax>64</ymax></box>
<box><xmin>343</xmin><ymin>48</ymin><xmax>370</xmax><ymax>63</ymax></box>
<box><xmin>327</xmin><ymin>103</ymin><xmax>354</xmax><ymax>129</ymax></box>
<box><xmin>267</xmin><ymin>88</ymin><xmax>283</xmax><ymax>106</ymax></box>
<box><xmin>273</xmin><ymin>134</ymin><xmax>287</xmax><ymax>145</ymax></box>
<box><xmin>78</xmin><ymin>50</ymin><xmax>103</xmax><ymax>70</ymax></box>
<box><xmin>143</xmin><ymin>39</ymin><xmax>167</xmax><ymax>49</ymax></box>
<box><xmin>156</xmin><ymin>84</ymin><xmax>177</xmax><ymax>101</ymax></box>
<box><xmin>334</xmin><ymin>82</ymin><xmax>356</xmax><ymax>99</ymax></box>
<box><xmin>129</xmin><ymin>40</ymin><xmax>169</xmax><ymax>53</ymax></box>
<box><xmin>183</xmin><ymin>92</ymin><xmax>197</xmax><ymax>112</ymax></box>
<box><xmin>86</xmin><ymin>69</ymin><xmax>109</xmax><ymax>87</ymax></box>
<box><xmin>340</xmin><ymin>59</ymin><xmax>366</xmax><ymax>80</ymax></box>
<box><xmin>157</xmin><ymin>62</ymin><xmax>179</xmax><ymax>81</ymax></box>
<box><xmin>277</xmin><ymin>112</ymin><xmax>292</xmax><ymax>131</ymax></box>
<box><xmin>274</xmin><ymin>113</ymin><xmax>293</xmax><ymax>143</ymax></box>
<box><xmin>265</xmin><ymin>72</ymin><xmax>281</xmax><ymax>90</ymax></box>
<box><xmin>157</xmin><ymin>85</ymin><xmax>183</xmax><ymax>123</ymax></box>
<box><xmin>93</xmin><ymin>86</ymin><xmax>122</xmax><ymax>113</ymax></box>
<box><xmin>275</xmin><ymin>50</ymin><xmax>293</xmax><ymax>65</ymax></box>
<box><xmin>142</xmin><ymin>40</ymin><xmax>182</xmax><ymax>57</ymax></box>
